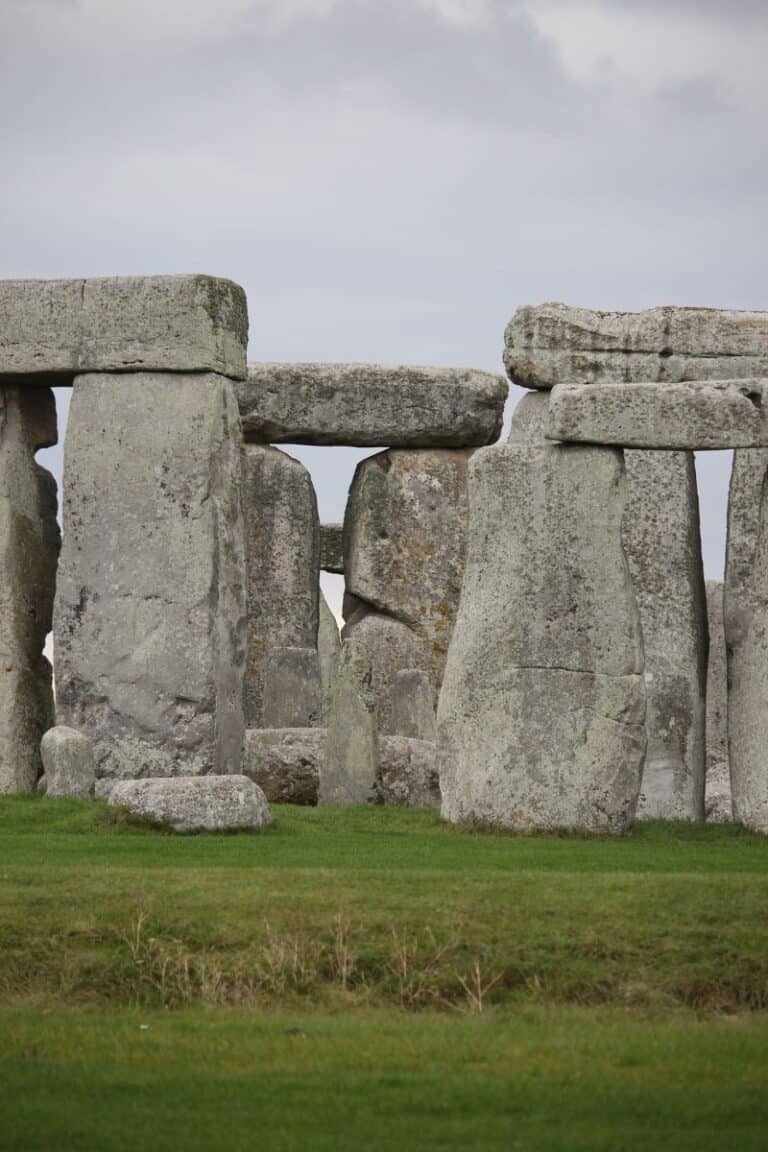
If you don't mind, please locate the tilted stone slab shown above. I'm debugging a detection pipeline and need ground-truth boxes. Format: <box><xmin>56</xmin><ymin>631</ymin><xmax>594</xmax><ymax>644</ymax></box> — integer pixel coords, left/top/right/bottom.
<box><xmin>0</xmin><ymin>276</ymin><xmax>248</xmax><ymax>382</ymax></box>
<box><xmin>0</xmin><ymin>388</ymin><xmax>59</xmax><ymax>794</ymax></box>
<box><xmin>236</xmin><ymin>364</ymin><xmax>507</xmax><ymax>447</ymax></box>
<box><xmin>317</xmin><ymin>591</ymin><xmax>341</xmax><ymax>720</ymax></box>
<box><xmin>54</xmin><ymin>373</ymin><xmax>247</xmax><ymax>781</ymax></box>
<box><xmin>320</xmin><ymin>523</ymin><xmax>344</xmax><ymax>573</ymax></box>
<box><xmin>320</xmin><ymin>640</ymin><xmax>378</xmax><ymax>806</ymax></box>
<box><xmin>505</xmin><ymin>303</ymin><xmax>768</xmax><ymax>391</ymax></box>
<box><xmin>546</xmin><ymin>378</ymin><xmax>768</xmax><ymax>450</ymax></box>
<box><xmin>438</xmin><ymin>441</ymin><xmax>646</xmax><ymax>833</ymax></box>
<box><xmin>242</xmin><ymin>728</ymin><xmax>324</xmax><ymax>805</ymax></box>
<box><xmin>108</xmin><ymin>775</ymin><xmax>272</xmax><ymax>833</ymax></box>
<box><xmin>705</xmin><ymin>581</ymin><xmax>732</xmax><ymax>822</ymax></box>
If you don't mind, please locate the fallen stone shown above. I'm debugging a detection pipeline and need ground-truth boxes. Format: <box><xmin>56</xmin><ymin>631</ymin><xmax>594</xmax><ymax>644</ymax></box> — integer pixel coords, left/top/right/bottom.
<box><xmin>107</xmin><ymin>775</ymin><xmax>272</xmax><ymax>833</ymax></box>
<box><xmin>54</xmin><ymin>373</ymin><xmax>247</xmax><ymax>780</ymax></box>
<box><xmin>242</xmin><ymin>728</ymin><xmax>323</xmax><ymax>805</ymax></box>
<box><xmin>262</xmin><ymin>647</ymin><xmax>323</xmax><ymax>728</ymax></box>
<box><xmin>0</xmin><ymin>388</ymin><xmax>59</xmax><ymax>794</ymax></box>
<box><xmin>317</xmin><ymin>591</ymin><xmax>341</xmax><ymax>719</ymax></box>
<box><xmin>236</xmin><ymin>363</ymin><xmax>507</xmax><ymax>447</ymax></box>
<box><xmin>705</xmin><ymin>580</ymin><xmax>731</xmax><ymax>821</ymax></box>
<box><xmin>242</xmin><ymin>446</ymin><xmax>320</xmax><ymax>727</ymax></box>
<box><xmin>41</xmin><ymin>726</ymin><xmax>95</xmax><ymax>799</ymax></box>
<box><xmin>390</xmin><ymin>669</ymin><xmax>437</xmax><ymax>742</ymax></box>
<box><xmin>0</xmin><ymin>276</ymin><xmax>248</xmax><ymax>382</ymax></box>
<box><xmin>320</xmin><ymin>524</ymin><xmax>344</xmax><ymax>573</ymax></box>
<box><xmin>320</xmin><ymin>640</ymin><xmax>378</xmax><ymax>805</ymax></box>
<box><xmin>505</xmin><ymin>303</ymin><xmax>768</xmax><ymax>390</ymax></box>
<box><xmin>438</xmin><ymin>441</ymin><xmax>646</xmax><ymax>833</ymax></box>
<box><xmin>624</xmin><ymin>451</ymin><xmax>707</xmax><ymax>821</ymax></box>
<box><xmin>546</xmin><ymin>378</ymin><xmax>768</xmax><ymax>450</ymax></box>
<box><xmin>377</xmin><ymin>737</ymin><xmax>440</xmax><ymax>808</ymax></box>
<box><xmin>341</xmin><ymin>607</ymin><xmax>431</xmax><ymax>735</ymax></box>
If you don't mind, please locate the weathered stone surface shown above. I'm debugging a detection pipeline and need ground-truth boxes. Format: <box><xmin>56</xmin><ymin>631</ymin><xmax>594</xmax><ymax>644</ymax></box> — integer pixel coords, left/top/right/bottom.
<box><xmin>438</xmin><ymin>441</ymin><xmax>646</xmax><ymax>833</ymax></box>
<box><xmin>547</xmin><ymin>378</ymin><xmax>768</xmax><ymax>450</ymax></box>
<box><xmin>390</xmin><ymin>670</ymin><xmax>437</xmax><ymax>742</ymax></box>
<box><xmin>108</xmin><ymin>775</ymin><xmax>272</xmax><ymax>833</ymax></box>
<box><xmin>320</xmin><ymin>524</ymin><xmax>344</xmax><ymax>573</ymax></box>
<box><xmin>242</xmin><ymin>446</ymin><xmax>320</xmax><ymax>728</ymax></box>
<box><xmin>41</xmin><ymin>726</ymin><xmax>95</xmax><ymax>799</ymax></box>
<box><xmin>236</xmin><ymin>364</ymin><xmax>507</xmax><ymax>447</ymax></box>
<box><xmin>320</xmin><ymin>640</ymin><xmax>378</xmax><ymax>805</ymax></box>
<box><xmin>377</xmin><ymin>737</ymin><xmax>440</xmax><ymax>808</ymax></box>
<box><xmin>623</xmin><ymin>451</ymin><xmax>707</xmax><ymax>821</ymax></box>
<box><xmin>341</xmin><ymin>608</ymin><xmax>431</xmax><ymax>735</ymax></box>
<box><xmin>0</xmin><ymin>276</ymin><xmax>248</xmax><ymax>382</ymax></box>
<box><xmin>706</xmin><ymin>762</ymin><xmax>733</xmax><ymax>823</ymax></box>
<box><xmin>0</xmin><ymin>388</ymin><xmax>59</xmax><ymax>794</ymax></box>
<box><xmin>505</xmin><ymin>303</ymin><xmax>768</xmax><ymax>391</ymax></box>
<box><xmin>317</xmin><ymin>591</ymin><xmax>341</xmax><ymax>718</ymax></box>
<box><xmin>507</xmin><ymin>391</ymin><xmax>549</xmax><ymax>441</ymax></box>
<box><xmin>262</xmin><ymin>647</ymin><xmax>323</xmax><ymax>728</ymax></box>
<box><xmin>242</xmin><ymin>728</ymin><xmax>323</xmax><ymax>805</ymax></box>
<box><xmin>705</xmin><ymin>580</ymin><xmax>731</xmax><ymax>821</ymax></box>
<box><xmin>54</xmin><ymin>373</ymin><xmax>247</xmax><ymax>781</ymax></box>
<box><xmin>343</xmin><ymin>449</ymin><xmax>471</xmax><ymax>722</ymax></box>
<box><xmin>725</xmin><ymin>449</ymin><xmax>768</xmax><ymax>664</ymax></box>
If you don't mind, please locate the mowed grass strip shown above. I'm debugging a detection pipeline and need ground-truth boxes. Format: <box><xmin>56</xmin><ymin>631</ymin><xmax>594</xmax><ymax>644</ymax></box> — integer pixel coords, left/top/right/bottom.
<box><xmin>1</xmin><ymin>796</ymin><xmax>768</xmax><ymax>1011</ymax></box>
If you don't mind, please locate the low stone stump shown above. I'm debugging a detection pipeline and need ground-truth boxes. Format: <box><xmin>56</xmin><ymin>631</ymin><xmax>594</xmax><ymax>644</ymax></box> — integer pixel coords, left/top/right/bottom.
<box><xmin>242</xmin><ymin>728</ymin><xmax>324</xmax><ymax>805</ymax></box>
<box><xmin>377</xmin><ymin>737</ymin><xmax>440</xmax><ymax>808</ymax></box>
<box><xmin>41</xmin><ymin>726</ymin><xmax>95</xmax><ymax>799</ymax></box>
<box><xmin>107</xmin><ymin>775</ymin><xmax>272</xmax><ymax>833</ymax></box>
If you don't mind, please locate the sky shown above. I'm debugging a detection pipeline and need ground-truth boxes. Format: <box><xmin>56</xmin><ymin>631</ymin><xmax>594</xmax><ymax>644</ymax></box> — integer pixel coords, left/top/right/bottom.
<box><xmin>2</xmin><ymin>0</ymin><xmax>766</xmax><ymax>615</ymax></box>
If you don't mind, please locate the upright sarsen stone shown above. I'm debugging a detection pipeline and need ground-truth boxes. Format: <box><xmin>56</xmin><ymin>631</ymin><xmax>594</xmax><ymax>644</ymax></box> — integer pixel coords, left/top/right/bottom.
<box><xmin>54</xmin><ymin>373</ymin><xmax>247</xmax><ymax>780</ymax></box>
<box><xmin>320</xmin><ymin>640</ymin><xmax>378</xmax><ymax>806</ymax></box>
<box><xmin>438</xmin><ymin>441</ymin><xmax>646</xmax><ymax>833</ymax></box>
<box><xmin>0</xmin><ymin>388</ymin><xmax>59</xmax><ymax>793</ymax></box>
<box><xmin>705</xmin><ymin>580</ymin><xmax>732</xmax><ymax>822</ymax></box>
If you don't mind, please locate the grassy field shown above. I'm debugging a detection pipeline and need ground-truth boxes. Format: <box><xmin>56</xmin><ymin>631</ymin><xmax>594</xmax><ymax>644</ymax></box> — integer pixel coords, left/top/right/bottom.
<box><xmin>1</xmin><ymin>796</ymin><xmax>768</xmax><ymax>1149</ymax></box>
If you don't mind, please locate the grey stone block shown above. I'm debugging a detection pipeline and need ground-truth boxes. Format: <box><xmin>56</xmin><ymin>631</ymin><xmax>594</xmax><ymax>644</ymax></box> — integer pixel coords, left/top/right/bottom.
<box><xmin>54</xmin><ymin>373</ymin><xmax>247</xmax><ymax>781</ymax></box>
<box><xmin>704</xmin><ymin>579</ymin><xmax>732</xmax><ymax>823</ymax></box>
<box><xmin>377</xmin><ymin>736</ymin><xmax>440</xmax><ymax>809</ymax></box>
<box><xmin>0</xmin><ymin>276</ymin><xmax>248</xmax><ymax>382</ymax></box>
<box><xmin>507</xmin><ymin>391</ymin><xmax>550</xmax><ymax>441</ymax></box>
<box><xmin>320</xmin><ymin>524</ymin><xmax>344</xmax><ymax>573</ymax></box>
<box><xmin>262</xmin><ymin>647</ymin><xmax>323</xmax><ymax>729</ymax></box>
<box><xmin>107</xmin><ymin>775</ymin><xmax>272</xmax><ymax>833</ymax></box>
<box><xmin>236</xmin><ymin>363</ymin><xmax>507</xmax><ymax>447</ymax></box>
<box><xmin>41</xmin><ymin>726</ymin><xmax>95</xmax><ymax>799</ymax></box>
<box><xmin>317</xmin><ymin>592</ymin><xmax>341</xmax><ymax>719</ymax></box>
<box><xmin>341</xmin><ymin>607</ymin><xmax>431</xmax><ymax>735</ymax></box>
<box><xmin>390</xmin><ymin>669</ymin><xmax>437</xmax><ymax>742</ymax></box>
<box><xmin>320</xmin><ymin>640</ymin><xmax>378</xmax><ymax>806</ymax></box>
<box><xmin>242</xmin><ymin>727</ymin><xmax>324</xmax><ymax>805</ymax></box>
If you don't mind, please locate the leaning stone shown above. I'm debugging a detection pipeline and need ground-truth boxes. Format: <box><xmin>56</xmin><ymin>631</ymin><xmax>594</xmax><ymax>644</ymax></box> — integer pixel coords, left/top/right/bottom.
<box><xmin>317</xmin><ymin>592</ymin><xmax>341</xmax><ymax>718</ymax></box>
<box><xmin>262</xmin><ymin>648</ymin><xmax>323</xmax><ymax>729</ymax></box>
<box><xmin>54</xmin><ymin>373</ymin><xmax>247</xmax><ymax>781</ymax></box>
<box><xmin>242</xmin><ymin>728</ymin><xmax>323</xmax><ymax>805</ymax></box>
<box><xmin>320</xmin><ymin>641</ymin><xmax>378</xmax><ymax>806</ymax></box>
<box><xmin>390</xmin><ymin>670</ymin><xmax>437</xmax><ymax>742</ymax></box>
<box><xmin>0</xmin><ymin>276</ymin><xmax>247</xmax><ymax>382</ymax></box>
<box><xmin>546</xmin><ymin>378</ymin><xmax>768</xmax><ymax>450</ymax></box>
<box><xmin>0</xmin><ymin>388</ymin><xmax>59</xmax><ymax>794</ymax></box>
<box><xmin>341</xmin><ymin>607</ymin><xmax>431</xmax><ymax>735</ymax></box>
<box><xmin>505</xmin><ymin>303</ymin><xmax>768</xmax><ymax>390</ymax></box>
<box><xmin>41</xmin><ymin>726</ymin><xmax>95</xmax><ymax>799</ymax></box>
<box><xmin>705</xmin><ymin>580</ymin><xmax>731</xmax><ymax>821</ymax></box>
<box><xmin>236</xmin><ymin>364</ymin><xmax>507</xmax><ymax>447</ymax></box>
<box><xmin>438</xmin><ymin>441</ymin><xmax>646</xmax><ymax>833</ymax></box>
<box><xmin>377</xmin><ymin>737</ymin><xmax>440</xmax><ymax>808</ymax></box>
<box><xmin>320</xmin><ymin>524</ymin><xmax>344</xmax><ymax>573</ymax></box>
<box><xmin>242</xmin><ymin>446</ymin><xmax>320</xmax><ymax>727</ymax></box>
<box><xmin>624</xmin><ymin>451</ymin><xmax>707</xmax><ymax>821</ymax></box>
<box><xmin>107</xmin><ymin>775</ymin><xmax>272</xmax><ymax>833</ymax></box>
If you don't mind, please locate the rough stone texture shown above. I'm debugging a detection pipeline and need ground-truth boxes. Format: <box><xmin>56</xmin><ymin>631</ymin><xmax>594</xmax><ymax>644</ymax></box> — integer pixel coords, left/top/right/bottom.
<box><xmin>623</xmin><ymin>452</ymin><xmax>707</xmax><ymax>821</ymax></box>
<box><xmin>262</xmin><ymin>647</ymin><xmax>323</xmax><ymax>728</ymax></box>
<box><xmin>377</xmin><ymin>737</ymin><xmax>440</xmax><ymax>808</ymax></box>
<box><xmin>438</xmin><ymin>441</ymin><xmax>646</xmax><ymax>833</ymax></box>
<box><xmin>390</xmin><ymin>669</ymin><xmax>437</xmax><ymax>742</ymax></box>
<box><xmin>341</xmin><ymin>608</ymin><xmax>431</xmax><ymax>735</ymax></box>
<box><xmin>54</xmin><ymin>373</ymin><xmax>247</xmax><ymax>781</ymax></box>
<box><xmin>547</xmin><ymin>378</ymin><xmax>768</xmax><ymax>450</ymax></box>
<box><xmin>242</xmin><ymin>728</ymin><xmax>323</xmax><ymax>805</ymax></box>
<box><xmin>317</xmin><ymin>591</ymin><xmax>341</xmax><ymax>718</ymax></box>
<box><xmin>505</xmin><ymin>303</ymin><xmax>768</xmax><ymax>391</ymax></box>
<box><xmin>242</xmin><ymin>446</ymin><xmax>320</xmax><ymax>727</ymax></box>
<box><xmin>0</xmin><ymin>388</ymin><xmax>60</xmax><ymax>794</ymax></box>
<box><xmin>705</xmin><ymin>580</ymin><xmax>732</xmax><ymax>821</ymax></box>
<box><xmin>108</xmin><ymin>775</ymin><xmax>272</xmax><ymax>833</ymax></box>
<box><xmin>236</xmin><ymin>363</ymin><xmax>507</xmax><ymax>447</ymax></box>
<box><xmin>320</xmin><ymin>524</ymin><xmax>344</xmax><ymax>573</ymax></box>
<box><xmin>0</xmin><ymin>276</ymin><xmax>248</xmax><ymax>382</ymax></box>
<box><xmin>343</xmin><ymin>449</ymin><xmax>471</xmax><ymax>724</ymax></box>
<box><xmin>40</xmin><ymin>726</ymin><xmax>95</xmax><ymax>800</ymax></box>
<box><xmin>725</xmin><ymin>450</ymin><xmax>768</xmax><ymax>832</ymax></box>
<box><xmin>706</xmin><ymin>762</ymin><xmax>733</xmax><ymax>823</ymax></box>
<box><xmin>320</xmin><ymin>640</ymin><xmax>378</xmax><ymax>805</ymax></box>
<box><xmin>507</xmin><ymin>391</ymin><xmax>550</xmax><ymax>441</ymax></box>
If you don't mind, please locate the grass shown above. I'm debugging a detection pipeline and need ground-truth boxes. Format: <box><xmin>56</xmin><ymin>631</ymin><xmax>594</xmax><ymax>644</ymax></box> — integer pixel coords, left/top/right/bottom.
<box><xmin>1</xmin><ymin>796</ymin><xmax>768</xmax><ymax>1149</ymax></box>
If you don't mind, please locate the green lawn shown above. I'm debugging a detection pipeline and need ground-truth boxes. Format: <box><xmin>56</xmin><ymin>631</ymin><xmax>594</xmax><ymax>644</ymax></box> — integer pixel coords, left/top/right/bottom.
<box><xmin>1</xmin><ymin>796</ymin><xmax>768</xmax><ymax>1149</ymax></box>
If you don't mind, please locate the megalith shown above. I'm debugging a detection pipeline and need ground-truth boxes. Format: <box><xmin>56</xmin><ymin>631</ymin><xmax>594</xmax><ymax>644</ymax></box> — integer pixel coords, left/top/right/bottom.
<box><xmin>705</xmin><ymin>580</ymin><xmax>732</xmax><ymax>822</ymax></box>
<box><xmin>320</xmin><ymin>640</ymin><xmax>378</xmax><ymax>806</ymax></box>
<box><xmin>438</xmin><ymin>440</ymin><xmax>646</xmax><ymax>833</ymax></box>
<box><xmin>41</xmin><ymin>726</ymin><xmax>95</xmax><ymax>800</ymax></box>
<box><xmin>0</xmin><ymin>388</ymin><xmax>60</xmax><ymax>793</ymax></box>
<box><xmin>317</xmin><ymin>590</ymin><xmax>341</xmax><ymax>717</ymax></box>
<box><xmin>54</xmin><ymin>373</ymin><xmax>247</xmax><ymax>780</ymax></box>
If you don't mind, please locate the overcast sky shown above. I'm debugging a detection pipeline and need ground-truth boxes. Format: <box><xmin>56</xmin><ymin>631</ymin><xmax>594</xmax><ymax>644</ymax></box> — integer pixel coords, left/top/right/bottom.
<box><xmin>2</xmin><ymin>0</ymin><xmax>766</xmax><ymax>612</ymax></box>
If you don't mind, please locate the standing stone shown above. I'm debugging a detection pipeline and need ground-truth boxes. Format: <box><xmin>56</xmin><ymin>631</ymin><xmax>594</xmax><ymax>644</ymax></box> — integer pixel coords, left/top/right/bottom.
<box><xmin>320</xmin><ymin>640</ymin><xmax>378</xmax><ymax>805</ymax></box>
<box><xmin>0</xmin><ymin>388</ymin><xmax>59</xmax><ymax>793</ymax></box>
<box><xmin>41</xmin><ymin>726</ymin><xmax>95</xmax><ymax>799</ymax></box>
<box><xmin>390</xmin><ymin>669</ymin><xmax>437</xmax><ymax>742</ymax></box>
<box><xmin>378</xmin><ymin>736</ymin><xmax>440</xmax><ymax>808</ymax></box>
<box><xmin>438</xmin><ymin>441</ymin><xmax>646</xmax><ymax>833</ymax></box>
<box><xmin>343</xmin><ymin>449</ymin><xmax>471</xmax><ymax>725</ymax></box>
<box><xmin>54</xmin><ymin>373</ymin><xmax>246</xmax><ymax>780</ymax></box>
<box><xmin>242</xmin><ymin>446</ymin><xmax>320</xmax><ymax>727</ymax></box>
<box><xmin>262</xmin><ymin>647</ymin><xmax>323</xmax><ymax>728</ymax></box>
<box><xmin>319</xmin><ymin>524</ymin><xmax>344</xmax><ymax>573</ymax></box>
<box><xmin>242</xmin><ymin>727</ymin><xmax>324</xmax><ymax>805</ymax></box>
<box><xmin>317</xmin><ymin>591</ymin><xmax>341</xmax><ymax>718</ymax></box>
<box><xmin>341</xmin><ymin>606</ymin><xmax>431</xmax><ymax>735</ymax></box>
<box><xmin>507</xmin><ymin>391</ymin><xmax>550</xmax><ymax>441</ymax></box>
<box><xmin>623</xmin><ymin>451</ymin><xmax>707</xmax><ymax>821</ymax></box>
<box><xmin>705</xmin><ymin>581</ymin><xmax>732</xmax><ymax>822</ymax></box>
